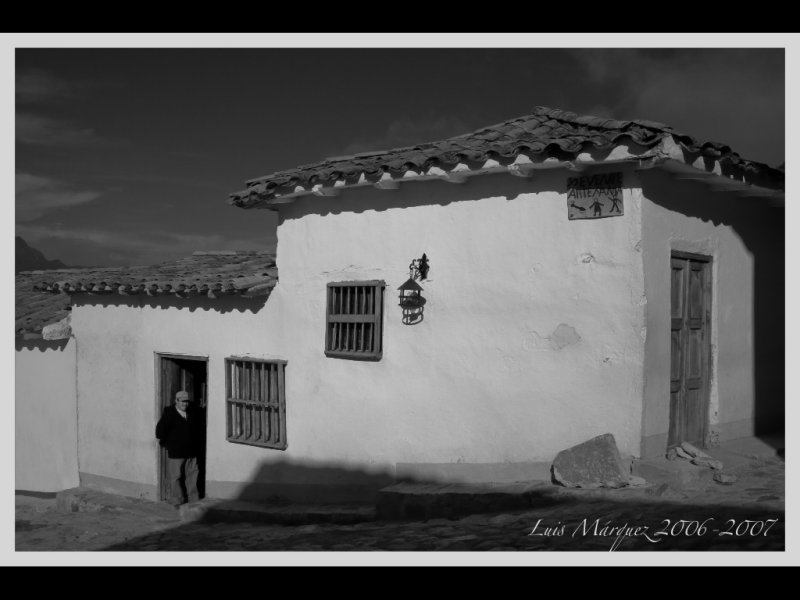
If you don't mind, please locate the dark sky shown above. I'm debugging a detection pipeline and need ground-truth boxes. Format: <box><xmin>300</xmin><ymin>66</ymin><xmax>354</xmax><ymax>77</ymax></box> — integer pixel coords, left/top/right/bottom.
<box><xmin>14</xmin><ymin>46</ymin><xmax>785</xmax><ymax>267</ymax></box>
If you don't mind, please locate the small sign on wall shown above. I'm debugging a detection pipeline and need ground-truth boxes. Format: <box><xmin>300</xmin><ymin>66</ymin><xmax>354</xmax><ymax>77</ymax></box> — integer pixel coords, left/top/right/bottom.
<box><xmin>567</xmin><ymin>172</ymin><xmax>624</xmax><ymax>219</ymax></box>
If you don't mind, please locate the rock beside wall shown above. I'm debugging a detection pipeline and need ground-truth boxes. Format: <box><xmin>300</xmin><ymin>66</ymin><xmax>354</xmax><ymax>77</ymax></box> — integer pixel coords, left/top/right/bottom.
<box><xmin>551</xmin><ymin>433</ymin><xmax>629</xmax><ymax>489</ymax></box>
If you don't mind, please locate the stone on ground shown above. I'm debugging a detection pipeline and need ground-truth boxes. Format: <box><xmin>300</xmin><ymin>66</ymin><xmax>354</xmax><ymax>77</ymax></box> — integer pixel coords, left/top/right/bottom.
<box><xmin>681</xmin><ymin>442</ymin><xmax>713</xmax><ymax>460</ymax></box>
<box><xmin>628</xmin><ymin>475</ymin><xmax>648</xmax><ymax>487</ymax></box>
<box><xmin>551</xmin><ymin>433</ymin><xmax>629</xmax><ymax>489</ymax></box>
<box><xmin>675</xmin><ymin>446</ymin><xmax>694</xmax><ymax>460</ymax></box>
<box><xmin>692</xmin><ymin>456</ymin><xmax>724</xmax><ymax>470</ymax></box>
<box><xmin>713</xmin><ymin>472</ymin><xmax>738</xmax><ymax>485</ymax></box>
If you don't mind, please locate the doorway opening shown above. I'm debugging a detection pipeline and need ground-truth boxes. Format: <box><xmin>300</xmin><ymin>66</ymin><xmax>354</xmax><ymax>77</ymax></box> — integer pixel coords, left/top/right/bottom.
<box><xmin>156</xmin><ymin>354</ymin><xmax>208</xmax><ymax>502</ymax></box>
<box><xmin>669</xmin><ymin>251</ymin><xmax>712</xmax><ymax>449</ymax></box>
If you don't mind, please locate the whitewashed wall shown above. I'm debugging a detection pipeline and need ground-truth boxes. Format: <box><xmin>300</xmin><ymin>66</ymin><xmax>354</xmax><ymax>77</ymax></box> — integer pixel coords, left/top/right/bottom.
<box><xmin>276</xmin><ymin>168</ymin><xmax>646</xmax><ymax>477</ymax></box>
<box><xmin>72</xmin><ymin>166</ymin><xmax>648</xmax><ymax>499</ymax></box>
<box><xmin>15</xmin><ymin>338</ymin><xmax>79</xmax><ymax>492</ymax></box>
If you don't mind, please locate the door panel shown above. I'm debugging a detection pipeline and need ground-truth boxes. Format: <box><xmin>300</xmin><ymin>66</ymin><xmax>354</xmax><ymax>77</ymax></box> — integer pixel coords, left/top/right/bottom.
<box><xmin>668</xmin><ymin>254</ymin><xmax>711</xmax><ymax>449</ymax></box>
<box><xmin>671</xmin><ymin>263</ymin><xmax>684</xmax><ymax>319</ymax></box>
<box><xmin>687</xmin><ymin>329</ymin><xmax>703</xmax><ymax>380</ymax></box>
<box><xmin>689</xmin><ymin>266</ymin><xmax>704</xmax><ymax>320</ymax></box>
<box><xmin>670</xmin><ymin>330</ymin><xmax>682</xmax><ymax>385</ymax></box>
<box><xmin>159</xmin><ymin>358</ymin><xmax>182</xmax><ymax>501</ymax></box>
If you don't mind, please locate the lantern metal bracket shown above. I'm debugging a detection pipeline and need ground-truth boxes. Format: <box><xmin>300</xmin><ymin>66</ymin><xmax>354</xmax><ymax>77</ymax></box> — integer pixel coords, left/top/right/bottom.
<box><xmin>409</xmin><ymin>253</ymin><xmax>429</xmax><ymax>281</ymax></box>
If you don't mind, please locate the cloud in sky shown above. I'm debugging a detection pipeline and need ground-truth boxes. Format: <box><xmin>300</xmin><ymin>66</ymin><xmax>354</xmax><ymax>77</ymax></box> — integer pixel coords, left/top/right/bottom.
<box><xmin>595</xmin><ymin>49</ymin><xmax>780</xmax><ymax>117</ymax></box>
<box><xmin>16</xmin><ymin>68</ymin><xmax>118</xmax><ymax>149</ymax></box>
<box><xmin>16</xmin><ymin>172</ymin><xmax>102</xmax><ymax>221</ymax></box>
<box><xmin>16</xmin><ymin>112</ymin><xmax>116</xmax><ymax>148</ymax></box>
<box><xmin>16</xmin><ymin>68</ymin><xmax>77</xmax><ymax>104</ymax></box>
<box><xmin>16</xmin><ymin>68</ymin><xmax>123</xmax><ymax>148</ymax></box>
<box><xmin>565</xmin><ymin>48</ymin><xmax>784</xmax><ymax>165</ymax></box>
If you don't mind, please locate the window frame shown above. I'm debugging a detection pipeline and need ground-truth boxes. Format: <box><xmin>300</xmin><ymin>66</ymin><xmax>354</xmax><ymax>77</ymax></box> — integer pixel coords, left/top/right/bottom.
<box><xmin>224</xmin><ymin>356</ymin><xmax>287</xmax><ymax>450</ymax></box>
<box><xmin>324</xmin><ymin>280</ymin><xmax>385</xmax><ymax>361</ymax></box>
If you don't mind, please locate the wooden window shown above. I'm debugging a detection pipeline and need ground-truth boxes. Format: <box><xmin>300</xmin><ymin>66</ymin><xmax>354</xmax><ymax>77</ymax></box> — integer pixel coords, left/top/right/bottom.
<box><xmin>325</xmin><ymin>280</ymin><xmax>385</xmax><ymax>360</ymax></box>
<box><xmin>225</xmin><ymin>358</ymin><xmax>287</xmax><ymax>450</ymax></box>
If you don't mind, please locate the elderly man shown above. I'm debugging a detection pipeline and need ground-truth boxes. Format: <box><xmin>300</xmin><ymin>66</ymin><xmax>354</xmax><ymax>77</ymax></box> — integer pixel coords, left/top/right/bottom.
<box><xmin>156</xmin><ymin>390</ymin><xmax>203</xmax><ymax>507</ymax></box>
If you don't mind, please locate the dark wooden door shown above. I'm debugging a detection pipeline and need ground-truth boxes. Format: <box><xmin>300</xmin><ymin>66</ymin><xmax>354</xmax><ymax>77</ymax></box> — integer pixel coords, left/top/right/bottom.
<box><xmin>157</xmin><ymin>356</ymin><xmax>208</xmax><ymax>502</ymax></box>
<box><xmin>669</xmin><ymin>253</ymin><xmax>711</xmax><ymax>448</ymax></box>
<box><xmin>158</xmin><ymin>357</ymin><xmax>181</xmax><ymax>501</ymax></box>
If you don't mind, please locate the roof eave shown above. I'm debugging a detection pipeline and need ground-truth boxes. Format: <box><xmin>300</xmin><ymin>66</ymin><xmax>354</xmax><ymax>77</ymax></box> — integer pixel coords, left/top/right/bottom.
<box><xmin>230</xmin><ymin>151</ymin><xmax>667</xmax><ymax>210</ymax></box>
<box><xmin>231</xmin><ymin>148</ymin><xmax>784</xmax><ymax>211</ymax></box>
<box><xmin>652</xmin><ymin>159</ymin><xmax>785</xmax><ymax>206</ymax></box>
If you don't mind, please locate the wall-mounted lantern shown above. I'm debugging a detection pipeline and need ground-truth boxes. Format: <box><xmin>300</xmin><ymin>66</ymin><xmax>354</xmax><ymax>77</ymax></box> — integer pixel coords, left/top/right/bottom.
<box><xmin>399</xmin><ymin>253</ymin><xmax>428</xmax><ymax>325</ymax></box>
<box><xmin>398</xmin><ymin>277</ymin><xmax>424</xmax><ymax>308</ymax></box>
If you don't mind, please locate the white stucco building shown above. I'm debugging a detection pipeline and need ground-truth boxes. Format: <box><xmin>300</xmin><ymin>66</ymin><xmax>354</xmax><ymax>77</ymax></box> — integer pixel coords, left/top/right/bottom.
<box><xmin>19</xmin><ymin>107</ymin><xmax>784</xmax><ymax>503</ymax></box>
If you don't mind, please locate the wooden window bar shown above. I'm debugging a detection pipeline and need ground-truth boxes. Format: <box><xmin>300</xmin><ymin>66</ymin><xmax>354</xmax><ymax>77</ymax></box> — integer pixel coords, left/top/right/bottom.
<box><xmin>225</xmin><ymin>358</ymin><xmax>287</xmax><ymax>450</ymax></box>
<box><xmin>325</xmin><ymin>281</ymin><xmax>384</xmax><ymax>360</ymax></box>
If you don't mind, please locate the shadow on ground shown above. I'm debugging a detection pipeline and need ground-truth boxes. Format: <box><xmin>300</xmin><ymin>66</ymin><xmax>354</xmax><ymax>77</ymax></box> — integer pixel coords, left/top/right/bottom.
<box><xmin>22</xmin><ymin>438</ymin><xmax>782</xmax><ymax>552</ymax></box>
<box><xmin>100</xmin><ymin>491</ymin><xmax>784</xmax><ymax>552</ymax></box>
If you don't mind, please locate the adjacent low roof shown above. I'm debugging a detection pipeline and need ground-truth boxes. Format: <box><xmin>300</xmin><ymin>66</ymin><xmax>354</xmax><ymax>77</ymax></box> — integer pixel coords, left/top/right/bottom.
<box><xmin>18</xmin><ymin>251</ymin><xmax>277</xmax><ymax>338</ymax></box>
<box><xmin>230</xmin><ymin>106</ymin><xmax>784</xmax><ymax>209</ymax></box>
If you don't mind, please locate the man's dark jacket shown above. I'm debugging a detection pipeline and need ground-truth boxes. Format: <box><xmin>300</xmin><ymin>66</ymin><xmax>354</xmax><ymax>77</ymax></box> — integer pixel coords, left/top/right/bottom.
<box><xmin>156</xmin><ymin>404</ymin><xmax>204</xmax><ymax>458</ymax></box>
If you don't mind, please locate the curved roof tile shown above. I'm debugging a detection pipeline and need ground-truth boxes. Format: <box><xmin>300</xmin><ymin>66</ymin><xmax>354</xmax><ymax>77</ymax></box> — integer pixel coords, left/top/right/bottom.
<box><xmin>230</xmin><ymin>105</ymin><xmax>783</xmax><ymax>208</ymax></box>
<box><xmin>18</xmin><ymin>251</ymin><xmax>277</xmax><ymax>337</ymax></box>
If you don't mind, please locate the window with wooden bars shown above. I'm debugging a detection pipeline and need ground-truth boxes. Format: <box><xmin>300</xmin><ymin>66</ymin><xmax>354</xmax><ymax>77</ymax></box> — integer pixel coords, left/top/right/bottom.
<box><xmin>325</xmin><ymin>280</ymin><xmax>385</xmax><ymax>360</ymax></box>
<box><xmin>225</xmin><ymin>358</ymin><xmax>287</xmax><ymax>450</ymax></box>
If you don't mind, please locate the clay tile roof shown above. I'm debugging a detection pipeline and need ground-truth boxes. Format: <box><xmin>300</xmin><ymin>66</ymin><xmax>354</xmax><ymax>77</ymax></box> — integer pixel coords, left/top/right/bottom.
<box><xmin>18</xmin><ymin>251</ymin><xmax>277</xmax><ymax>337</ymax></box>
<box><xmin>230</xmin><ymin>105</ymin><xmax>784</xmax><ymax>208</ymax></box>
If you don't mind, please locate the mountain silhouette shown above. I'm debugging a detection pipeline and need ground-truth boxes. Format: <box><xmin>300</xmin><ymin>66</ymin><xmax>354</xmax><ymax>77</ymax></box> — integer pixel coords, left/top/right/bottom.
<box><xmin>15</xmin><ymin>236</ymin><xmax>68</xmax><ymax>273</ymax></box>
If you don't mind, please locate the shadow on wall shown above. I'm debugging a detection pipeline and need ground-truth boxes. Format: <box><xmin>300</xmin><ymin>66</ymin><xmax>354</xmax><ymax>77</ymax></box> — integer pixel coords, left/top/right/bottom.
<box><xmin>276</xmin><ymin>145</ymin><xmax>645</xmax><ymax>224</ymax></box>
<box><xmin>14</xmin><ymin>338</ymin><xmax>70</xmax><ymax>352</ymax></box>
<box><xmin>278</xmin><ymin>163</ymin><xmax>571</xmax><ymax>224</ymax></box>
<box><xmin>71</xmin><ymin>293</ymin><xmax>270</xmax><ymax>317</ymax></box>
<box><xmin>641</xmin><ymin>170</ymin><xmax>784</xmax><ymax>436</ymax></box>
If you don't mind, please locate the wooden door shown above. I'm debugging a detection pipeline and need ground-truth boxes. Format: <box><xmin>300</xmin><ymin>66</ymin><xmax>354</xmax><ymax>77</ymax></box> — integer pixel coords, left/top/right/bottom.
<box><xmin>669</xmin><ymin>253</ymin><xmax>711</xmax><ymax>448</ymax></box>
<box><xmin>158</xmin><ymin>357</ymin><xmax>182</xmax><ymax>501</ymax></box>
<box><xmin>157</xmin><ymin>356</ymin><xmax>208</xmax><ymax>502</ymax></box>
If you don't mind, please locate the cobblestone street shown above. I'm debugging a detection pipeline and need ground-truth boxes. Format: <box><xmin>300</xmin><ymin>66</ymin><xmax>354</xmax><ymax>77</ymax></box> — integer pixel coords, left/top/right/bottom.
<box><xmin>14</xmin><ymin>457</ymin><xmax>786</xmax><ymax>560</ymax></box>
